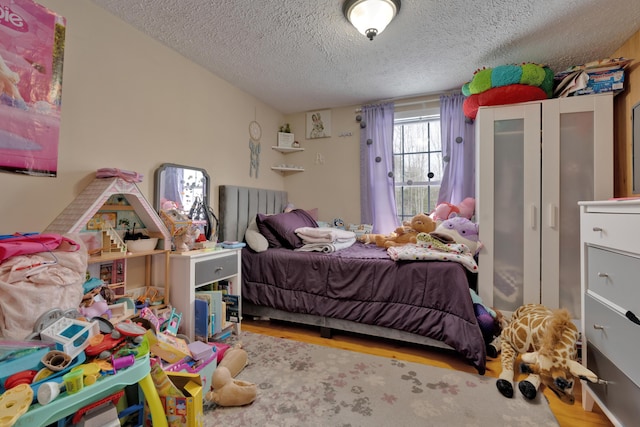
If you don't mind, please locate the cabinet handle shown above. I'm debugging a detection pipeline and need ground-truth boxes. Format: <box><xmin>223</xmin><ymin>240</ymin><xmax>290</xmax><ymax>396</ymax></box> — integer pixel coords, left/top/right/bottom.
<box><xmin>530</xmin><ymin>205</ymin><xmax>537</xmax><ymax>230</ymax></box>
<box><xmin>592</xmin><ymin>324</ymin><xmax>605</xmax><ymax>330</ymax></box>
<box><xmin>597</xmin><ymin>272</ymin><xmax>609</xmax><ymax>278</ymax></box>
<box><xmin>215</xmin><ymin>267</ymin><xmax>223</xmax><ymax>273</ymax></box>
<box><xmin>626</xmin><ymin>311</ymin><xmax>640</xmax><ymax>326</ymax></box>
<box><xmin>592</xmin><ymin>227</ymin><xmax>603</xmax><ymax>232</ymax></box>
<box><xmin>548</xmin><ymin>204</ymin><xmax>557</xmax><ymax>229</ymax></box>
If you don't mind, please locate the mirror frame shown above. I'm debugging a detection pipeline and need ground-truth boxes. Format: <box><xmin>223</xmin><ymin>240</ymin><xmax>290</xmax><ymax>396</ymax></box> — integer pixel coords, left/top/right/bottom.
<box><xmin>154</xmin><ymin>163</ymin><xmax>210</xmax><ymax>216</ymax></box>
<box><xmin>633</xmin><ymin>101</ymin><xmax>640</xmax><ymax>193</ymax></box>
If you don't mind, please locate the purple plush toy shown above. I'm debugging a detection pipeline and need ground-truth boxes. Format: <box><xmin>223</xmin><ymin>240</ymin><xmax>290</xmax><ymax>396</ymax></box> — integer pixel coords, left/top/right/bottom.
<box><xmin>430</xmin><ymin>216</ymin><xmax>482</xmax><ymax>254</ymax></box>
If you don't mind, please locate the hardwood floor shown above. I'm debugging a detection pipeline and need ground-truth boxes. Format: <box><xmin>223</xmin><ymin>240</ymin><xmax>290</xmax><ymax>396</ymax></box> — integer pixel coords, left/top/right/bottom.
<box><xmin>242</xmin><ymin>318</ymin><xmax>613</xmax><ymax>427</ymax></box>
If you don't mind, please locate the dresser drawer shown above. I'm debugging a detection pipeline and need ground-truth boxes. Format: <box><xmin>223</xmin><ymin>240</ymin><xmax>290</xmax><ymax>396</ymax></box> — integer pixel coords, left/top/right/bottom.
<box><xmin>581</xmin><ymin>212</ymin><xmax>640</xmax><ymax>253</ymax></box>
<box><xmin>587</xmin><ymin>246</ymin><xmax>640</xmax><ymax>314</ymax></box>
<box><xmin>194</xmin><ymin>252</ymin><xmax>238</xmax><ymax>287</ymax></box>
<box><xmin>585</xmin><ymin>294</ymin><xmax>640</xmax><ymax>386</ymax></box>
<box><xmin>585</xmin><ymin>344</ymin><xmax>640</xmax><ymax>427</ymax></box>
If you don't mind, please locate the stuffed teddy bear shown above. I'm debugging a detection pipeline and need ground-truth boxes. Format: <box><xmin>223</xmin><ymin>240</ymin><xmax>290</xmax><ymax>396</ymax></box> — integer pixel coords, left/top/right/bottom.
<box><xmin>358</xmin><ymin>213</ymin><xmax>436</xmax><ymax>248</ymax></box>
<box><xmin>205</xmin><ymin>344</ymin><xmax>257</xmax><ymax>407</ymax></box>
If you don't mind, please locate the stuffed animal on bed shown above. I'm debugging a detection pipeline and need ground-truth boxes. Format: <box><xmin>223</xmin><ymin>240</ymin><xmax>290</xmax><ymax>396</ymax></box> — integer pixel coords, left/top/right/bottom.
<box><xmin>357</xmin><ymin>213</ymin><xmax>436</xmax><ymax>248</ymax></box>
<box><xmin>429</xmin><ymin>216</ymin><xmax>481</xmax><ymax>255</ymax></box>
<box><xmin>430</xmin><ymin>197</ymin><xmax>476</xmax><ymax>222</ymax></box>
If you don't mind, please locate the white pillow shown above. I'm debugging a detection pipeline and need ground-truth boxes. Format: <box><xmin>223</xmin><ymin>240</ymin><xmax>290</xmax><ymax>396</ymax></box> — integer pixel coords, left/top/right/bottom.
<box><xmin>245</xmin><ymin>215</ymin><xmax>269</xmax><ymax>252</ymax></box>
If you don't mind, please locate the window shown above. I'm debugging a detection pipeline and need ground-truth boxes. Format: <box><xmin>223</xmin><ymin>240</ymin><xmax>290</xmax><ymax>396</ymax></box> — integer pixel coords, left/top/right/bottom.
<box><xmin>393</xmin><ymin>117</ymin><xmax>442</xmax><ymax>224</ymax></box>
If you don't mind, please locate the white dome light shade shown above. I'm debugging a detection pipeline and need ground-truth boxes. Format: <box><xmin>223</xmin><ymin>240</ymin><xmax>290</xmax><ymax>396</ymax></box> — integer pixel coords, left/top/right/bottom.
<box><xmin>343</xmin><ymin>0</ymin><xmax>401</xmax><ymax>41</ymax></box>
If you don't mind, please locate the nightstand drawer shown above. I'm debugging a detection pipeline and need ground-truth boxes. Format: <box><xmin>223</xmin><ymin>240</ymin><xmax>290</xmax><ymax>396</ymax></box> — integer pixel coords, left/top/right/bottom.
<box><xmin>585</xmin><ymin>294</ymin><xmax>640</xmax><ymax>386</ymax></box>
<box><xmin>587</xmin><ymin>246</ymin><xmax>640</xmax><ymax>313</ymax></box>
<box><xmin>585</xmin><ymin>344</ymin><xmax>640</xmax><ymax>427</ymax></box>
<box><xmin>581</xmin><ymin>212</ymin><xmax>640</xmax><ymax>253</ymax></box>
<box><xmin>194</xmin><ymin>253</ymin><xmax>238</xmax><ymax>286</ymax></box>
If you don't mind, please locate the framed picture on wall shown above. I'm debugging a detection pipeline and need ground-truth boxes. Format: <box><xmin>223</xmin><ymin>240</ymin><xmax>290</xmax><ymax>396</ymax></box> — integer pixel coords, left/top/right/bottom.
<box><xmin>306</xmin><ymin>110</ymin><xmax>331</xmax><ymax>139</ymax></box>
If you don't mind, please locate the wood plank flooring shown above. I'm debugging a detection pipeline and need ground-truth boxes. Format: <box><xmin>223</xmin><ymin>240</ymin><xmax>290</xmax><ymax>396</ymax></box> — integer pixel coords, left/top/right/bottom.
<box><xmin>242</xmin><ymin>318</ymin><xmax>613</xmax><ymax>427</ymax></box>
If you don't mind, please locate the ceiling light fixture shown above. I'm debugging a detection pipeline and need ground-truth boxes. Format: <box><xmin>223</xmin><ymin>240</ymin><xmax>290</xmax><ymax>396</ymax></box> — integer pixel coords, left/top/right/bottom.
<box><xmin>343</xmin><ymin>0</ymin><xmax>401</xmax><ymax>41</ymax></box>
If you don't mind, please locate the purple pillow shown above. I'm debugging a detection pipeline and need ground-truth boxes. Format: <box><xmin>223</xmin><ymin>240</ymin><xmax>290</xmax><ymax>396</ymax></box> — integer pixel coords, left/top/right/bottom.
<box><xmin>256</xmin><ymin>213</ymin><xmax>283</xmax><ymax>248</ymax></box>
<box><xmin>256</xmin><ymin>209</ymin><xmax>318</xmax><ymax>249</ymax></box>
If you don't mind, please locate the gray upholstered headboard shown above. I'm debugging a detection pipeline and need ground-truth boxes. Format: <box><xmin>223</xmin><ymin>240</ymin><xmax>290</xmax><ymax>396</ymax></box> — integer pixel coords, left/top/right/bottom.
<box><xmin>218</xmin><ymin>185</ymin><xmax>288</xmax><ymax>242</ymax></box>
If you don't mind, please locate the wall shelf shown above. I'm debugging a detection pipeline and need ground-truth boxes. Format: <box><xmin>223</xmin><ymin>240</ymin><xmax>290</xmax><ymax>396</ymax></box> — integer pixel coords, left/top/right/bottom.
<box><xmin>272</xmin><ymin>146</ymin><xmax>304</xmax><ymax>153</ymax></box>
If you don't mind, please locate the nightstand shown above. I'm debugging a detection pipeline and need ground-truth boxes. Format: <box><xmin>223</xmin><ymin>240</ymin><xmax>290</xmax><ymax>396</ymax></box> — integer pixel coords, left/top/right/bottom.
<box><xmin>169</xmin><ymin>248</ymin><xmax>242</xmax><ymax>341</ymax></box>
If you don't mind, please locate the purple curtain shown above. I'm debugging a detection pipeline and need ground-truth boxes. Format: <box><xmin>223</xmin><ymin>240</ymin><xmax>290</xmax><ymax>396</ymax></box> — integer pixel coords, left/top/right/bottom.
<box><xmin>360</xmin><ymin>102</ymin><xmax>400</xmax><ymax>234</ymax></box>
<box><xmin>437</xmin><ymin>93</ymin><xmax>476</xmax><ymax>205</ymax></box>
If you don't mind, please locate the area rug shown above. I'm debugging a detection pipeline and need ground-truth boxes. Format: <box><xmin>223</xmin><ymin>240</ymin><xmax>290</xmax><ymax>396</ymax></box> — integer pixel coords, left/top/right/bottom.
<box><xmin>202</xmin><ymin>332</ymin><xmax>558</xmax><ymax>427</ymax></box>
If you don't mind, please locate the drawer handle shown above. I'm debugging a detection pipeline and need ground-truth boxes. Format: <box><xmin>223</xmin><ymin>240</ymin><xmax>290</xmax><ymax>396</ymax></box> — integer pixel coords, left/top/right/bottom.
<box><xmin>592</xmin><ymin>324</ymin><xmax>605</xmax><ymax>330</ymax></box>
<box><xmin>215</xmin><ymin>267</ymin><xmax>224</xmax><ymax>273</ymax></box>
<box><xmin>592</xmin><ymin>227</ymin><xmax>603</xmax><ymax>232</ymax></box>
<box><xmin>626</xmin><ymin>311</ymin><xmax>640</xmax><ymax>326</ymax></box>
<box><xmin>597</xmin><ymin>272</ymin><xmax>609</xmax><ymax>278</ymax></box>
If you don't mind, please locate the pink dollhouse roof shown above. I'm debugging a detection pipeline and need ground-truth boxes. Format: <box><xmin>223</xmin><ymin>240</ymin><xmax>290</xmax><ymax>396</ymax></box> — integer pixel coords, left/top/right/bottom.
<box><xmin>44</xmin><ymin>177</ymin><xmax>171</xmax><ymax>250</ymax></box>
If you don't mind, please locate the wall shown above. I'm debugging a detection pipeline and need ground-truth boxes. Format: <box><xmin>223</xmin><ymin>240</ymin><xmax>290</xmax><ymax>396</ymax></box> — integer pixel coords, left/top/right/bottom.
<box><xmin>281</xmin><ymin>105</ymin><xmax>362</xmax><ymax>225</ymax></box>
<box><xmin>5</xmin><ymin>2</ymin><xmax>637</xmax><ymax>233</ymax></box>
<box><xmin>1</xmin><ymin>0</ymin><xmax>286</xmax><ymax>233</ymax></box>
<box><xmin>613</xmin><ymin>29</ymin><xmax>640</xmax><ymax>197</ymax></box>
<box><xmin>282</xmin><ymin>97</ymin><xmax>440</xmax><ymax>227</ymax></box>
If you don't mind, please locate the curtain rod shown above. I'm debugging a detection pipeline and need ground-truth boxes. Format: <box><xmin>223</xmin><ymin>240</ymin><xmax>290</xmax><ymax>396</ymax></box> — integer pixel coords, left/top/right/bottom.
<box><xmin>355</xmin><ymin>91</ymin><xmax>461</xmax><ymax>113</ymax></box>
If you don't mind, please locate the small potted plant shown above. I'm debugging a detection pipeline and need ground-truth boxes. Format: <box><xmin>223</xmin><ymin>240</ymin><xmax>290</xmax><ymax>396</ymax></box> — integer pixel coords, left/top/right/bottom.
<box><xmin>278</xmin><ymin>123</ymin><xmax>294</xmax><ymax>147</ymax></box>
<box><xmin>279</xmin><ymin>123</ymin><xmax>291</xmax><ymax>133</ymax></box>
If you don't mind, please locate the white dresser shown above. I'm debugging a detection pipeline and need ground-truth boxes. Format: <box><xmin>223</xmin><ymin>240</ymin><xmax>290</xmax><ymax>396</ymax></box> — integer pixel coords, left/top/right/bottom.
<box><xmin>580</xmin><ymin>200</ymin><xmax>640</xmax><ymax>427</ymax></box>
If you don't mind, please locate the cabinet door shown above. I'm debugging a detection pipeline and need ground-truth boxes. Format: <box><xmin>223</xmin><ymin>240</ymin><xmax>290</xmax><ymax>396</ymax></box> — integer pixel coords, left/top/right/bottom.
<box><xmin>476</xmin><ymin>103</ymin><xmax>542</xmax><ymax>312</ymax></box>
<box><xmin>541</xmin><ymin>94</ymin><xmax>613</xmax><ymax>317</ymax></box>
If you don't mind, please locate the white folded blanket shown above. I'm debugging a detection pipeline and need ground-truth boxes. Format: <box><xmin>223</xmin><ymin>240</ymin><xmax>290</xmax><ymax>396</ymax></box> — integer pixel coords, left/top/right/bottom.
<box><xmin>295</xmin><ymin>227</ymin><xmax>356</xmax><ymax>244</ymax></box>
<box><xmin>295</xmin><ymin>237</ymin><xmax>356</xmax><ymax>253</ymax></box>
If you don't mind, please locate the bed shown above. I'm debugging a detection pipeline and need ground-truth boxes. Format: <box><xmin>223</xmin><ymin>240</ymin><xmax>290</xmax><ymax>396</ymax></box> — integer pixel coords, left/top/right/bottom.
<box><xmin>218</xmin><ymin>185</ymin><xmax>487</xmax><ymax>373</ymax></box>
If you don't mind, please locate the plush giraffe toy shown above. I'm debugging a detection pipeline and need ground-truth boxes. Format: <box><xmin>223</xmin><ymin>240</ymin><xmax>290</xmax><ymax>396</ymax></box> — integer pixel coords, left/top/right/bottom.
<box><xmin>496</xmin><ymin>304</ymin><xmax>600</xmax><ymax>404</ymax></box>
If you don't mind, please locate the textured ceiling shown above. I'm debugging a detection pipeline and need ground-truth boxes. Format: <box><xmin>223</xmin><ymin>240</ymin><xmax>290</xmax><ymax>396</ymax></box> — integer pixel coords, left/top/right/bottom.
<box><xmin>90</xmin><ymin>0</ymin><xmax>640</xmax><ymax>114</ymax></box>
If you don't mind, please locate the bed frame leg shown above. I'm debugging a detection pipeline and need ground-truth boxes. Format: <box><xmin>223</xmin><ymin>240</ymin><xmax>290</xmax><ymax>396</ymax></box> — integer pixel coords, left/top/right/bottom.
<box><xmin>320</xmin><ymin>326</ymin><xmax>332</xmax><ymax>339</ymax></box>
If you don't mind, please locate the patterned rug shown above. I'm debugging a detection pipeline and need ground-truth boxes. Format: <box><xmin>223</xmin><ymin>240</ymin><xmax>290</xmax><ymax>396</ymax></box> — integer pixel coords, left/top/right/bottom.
<box><xmin>203</xmin><ymin>331</ymin><xmax>559</xmax><ymax>427</ymax></box>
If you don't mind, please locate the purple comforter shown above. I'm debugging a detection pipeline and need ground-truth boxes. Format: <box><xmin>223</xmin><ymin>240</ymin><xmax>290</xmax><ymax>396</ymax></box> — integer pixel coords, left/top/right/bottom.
<box><xmin>242</xmin><ymin>242</ymin><xmax>486</xmax><ymax>373</ymax></box>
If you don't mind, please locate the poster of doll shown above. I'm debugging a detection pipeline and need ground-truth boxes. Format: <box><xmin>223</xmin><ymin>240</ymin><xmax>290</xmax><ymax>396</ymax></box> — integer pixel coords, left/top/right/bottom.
<box><xmin>0</xmin><ymin>0</ymin><xmax>66</xmax><ymax>176</ymax></box>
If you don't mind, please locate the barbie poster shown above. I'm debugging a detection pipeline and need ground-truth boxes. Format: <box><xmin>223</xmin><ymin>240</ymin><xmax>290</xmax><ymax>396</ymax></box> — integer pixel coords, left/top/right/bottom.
<box><xmin>0</xmin><ymin>0</ymin><xmax>65</xmax><ymax>177</ymax></box>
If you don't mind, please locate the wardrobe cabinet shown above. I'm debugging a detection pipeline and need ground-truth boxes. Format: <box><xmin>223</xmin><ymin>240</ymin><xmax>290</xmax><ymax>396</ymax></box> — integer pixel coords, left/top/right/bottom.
<box><xmin>476</xmin><ymin>93</ymin><xmax>613</xmax><ymax>317</ymax></box>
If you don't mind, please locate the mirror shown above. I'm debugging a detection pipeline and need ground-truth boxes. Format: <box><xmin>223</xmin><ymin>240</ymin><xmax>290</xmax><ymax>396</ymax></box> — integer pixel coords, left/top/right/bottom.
<box><xmin>154</xmin><ymin>163</ymin><xmax>217</xmax><ymax>242</ymax></box>
<box><xmin>154</xmin><ymin>163</ymin><xmax>210</xmax><ymax>216</ymax></box>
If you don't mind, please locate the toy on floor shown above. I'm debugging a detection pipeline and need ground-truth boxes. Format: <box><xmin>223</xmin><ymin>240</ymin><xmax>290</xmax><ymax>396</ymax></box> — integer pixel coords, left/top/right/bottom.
<box><xmin>357</xmin><ymin>213</ymin><xmax>436</xmax><ymax>248</ymax></box>
<box><xmin>161</xmin><ymin>308</ymin><xmax>182</xmax><ymax>336</ymax></box>
<box><xmin>205</xmin><ymin>344</ymin><xmax>257</xmax><ymax>407</ymax></box>
<box><xmin>468</xmin><ymin>289</ymin><xmax>504</xmax><ymax>358</ymax></box>
<box><xmin>496</xmin><ymin>304</ymin><xmax>600</xmax><ymax>404</ymax></box>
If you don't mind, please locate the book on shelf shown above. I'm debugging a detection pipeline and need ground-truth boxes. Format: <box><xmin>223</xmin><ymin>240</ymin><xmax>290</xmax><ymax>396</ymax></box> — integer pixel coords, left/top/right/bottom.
<box><xmin>222</xmin><ymin>294</ymin><xmax>240</xmax><ymax>323</ymax></box>
<box><xmin>194</xmin><ymin>298</ymin><xmax>209</xmax><ymax>341</ymax></box>
<box><xmin>195</xmin><ymin>291</ymin><xmax>220</xmax><ymax>336</ymax></box>
<box><xmin>195</xmin><ymin>290</ymin><xmax>236</xmax><ymax>336</ymax></box>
